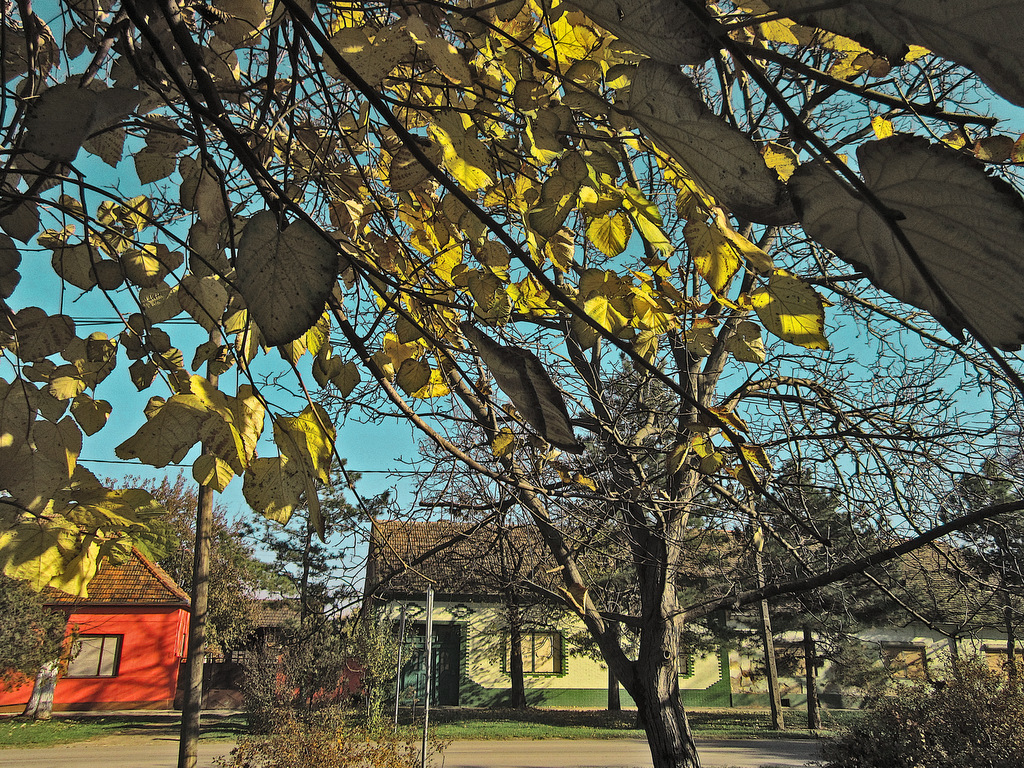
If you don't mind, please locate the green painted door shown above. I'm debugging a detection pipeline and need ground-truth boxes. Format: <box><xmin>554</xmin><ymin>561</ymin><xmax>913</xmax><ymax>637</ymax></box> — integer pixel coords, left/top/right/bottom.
<box><xmin>401</xmin><ymin>623</ymin><xmax>461</xmax><ymax>706</ymax></box>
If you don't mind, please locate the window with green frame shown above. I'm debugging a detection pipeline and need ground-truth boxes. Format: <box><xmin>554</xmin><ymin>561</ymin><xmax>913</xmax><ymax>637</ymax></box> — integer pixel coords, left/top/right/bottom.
<box><xmin>506</xmin><ymin>631</ymin><xmax>564</xmax><ymax>675</ymax></box>
<box><xmin>677</xmin><ymin>649</ymin><xmax>695</xmax><ymax>678</ymax></box>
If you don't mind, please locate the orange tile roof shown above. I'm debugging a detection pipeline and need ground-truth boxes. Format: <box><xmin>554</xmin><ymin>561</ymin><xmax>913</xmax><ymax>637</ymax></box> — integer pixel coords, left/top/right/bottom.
<box><xmin>44</xmin><ymin>549</ymin><xmax>190</xmax><ymax>606</ymax></box>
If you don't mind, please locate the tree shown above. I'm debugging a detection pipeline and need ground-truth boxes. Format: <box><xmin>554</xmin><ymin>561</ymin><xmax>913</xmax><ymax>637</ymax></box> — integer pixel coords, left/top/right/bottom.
<box><xmin>5</xmin><ymin>3</ymin><xmax>1024</xmax><ymax>767</ymax></box>
<box><xmin>940</xmin><ymin>459</ymin><xmax>1024</xmax><ymax>680</ymax></box>
<box><xmin>126</xmin><ymin>473</ymin><xmax>267</xmax><ymax>655</ymax></box>
<box><xmin>0</xmin><ymin>573</ymin><xmax>67</xmax><ymax>719</ymax></box>
<box><xmin>0</xmin><ymin>574</ymin><xmax>65</xmax><ymax>691</ymax></box>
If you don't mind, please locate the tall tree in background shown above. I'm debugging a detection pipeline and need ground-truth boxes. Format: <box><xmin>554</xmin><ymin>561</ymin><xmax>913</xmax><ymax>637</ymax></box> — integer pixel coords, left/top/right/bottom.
<box><xmin>943</xmin><ymin>459</ymin><xmax>1024</xmax><ymax>681</ymax></box>
<box><xmin>6</xmin><ymin>2</ymin><xmax>1024</xmax><ymax>766</ymax></box>
<box><xmin>125</xmin><ymin>474</ymin><xmax>266</xmax><ymax>655</ymax></box>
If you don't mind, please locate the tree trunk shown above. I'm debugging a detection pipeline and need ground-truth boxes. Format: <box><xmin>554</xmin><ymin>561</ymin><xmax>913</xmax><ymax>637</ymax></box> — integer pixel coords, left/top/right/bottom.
<box><xmin>1005</xmin><ymin>598</ymin><xmax>1017</xmax><ymax>684</ymax></box>
<box><xmin>803</xmin><ymin>626</ymin><xmax>821</xmax><ymax>731</ymax></box>
<box><xmin>608</xmin><ymin>621</ymin><xmax>621</xmax><ymax>711</ymax></box>
<box><xmin>22</xmin><ymin>660</ymin><xmax>60</xmax><ymax>720</ymax></box>
<box><xmin>632</xmin><ymin>662</ymin><xmax>701</xmax><ymax>768</ymax></box>
<box><xmin>628</xmin><ymin>583</ymin><xmax>701</xmax><ymax>768</ymax></box>
<box><xmin>755</xmin><ymin>550</ymin><xmax>785</xmax><ymax>730</ymax></box>
<box><xmin>506</xmin><ymin>593</ymin><xmax>527</xmax><ymax>709</ymax></box>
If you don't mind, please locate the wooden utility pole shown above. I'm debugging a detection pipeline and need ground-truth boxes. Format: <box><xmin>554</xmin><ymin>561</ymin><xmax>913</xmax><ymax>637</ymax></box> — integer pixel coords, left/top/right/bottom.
<box><xmin>178</xmin><ymin>336</ymin><xmax>218</xmax><ymax>768</ymax></box>
<box><xmin>756</xmin><ymin>546</ymin><xmax>785</xmax><ymax>730</ymax></box>
<box><xmin>177</xmin><ymin>482</ymin><xmax>213</xmax><ymax>768</ymax></box>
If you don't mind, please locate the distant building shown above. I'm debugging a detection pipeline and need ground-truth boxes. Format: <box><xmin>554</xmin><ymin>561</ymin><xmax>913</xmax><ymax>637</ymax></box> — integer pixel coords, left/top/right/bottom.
<box><xmin>0</xmin><ymin>549</ymin><xmax>190</xmax><ymax>712</ymax></box>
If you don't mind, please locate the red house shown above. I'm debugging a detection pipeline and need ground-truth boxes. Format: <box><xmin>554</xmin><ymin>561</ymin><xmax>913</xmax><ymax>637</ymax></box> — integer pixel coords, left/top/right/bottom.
<box><xmin>0</xmin><ymin>549</ymin><xmax>190</xmax><ymax>712</ymax></box>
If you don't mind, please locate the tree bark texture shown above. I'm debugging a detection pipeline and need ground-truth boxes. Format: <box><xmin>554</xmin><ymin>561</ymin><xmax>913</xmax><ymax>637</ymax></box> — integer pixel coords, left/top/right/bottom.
<box><xmin>22</xmin><ymin>660</ymin><xmax>59</xmax><ymax>720</ymax></box>
<box><xmin>607</xmin><ymin>621</ymin><xmax>621</xmax><ymax>711</ymax></box>
<box><xmin>627</xmin><ymin>529</ymin><xmax>701</xmax><ymax>768</ymax></box>
<box><xmin>1005</xmin><ymin>598</ymin><xmax>1018</xmax><ymax>683</ymax></box>
<box><xmin>631</xmin><ymin>650</ymin><xmax>701</xmax><ymax>768</ymax></box>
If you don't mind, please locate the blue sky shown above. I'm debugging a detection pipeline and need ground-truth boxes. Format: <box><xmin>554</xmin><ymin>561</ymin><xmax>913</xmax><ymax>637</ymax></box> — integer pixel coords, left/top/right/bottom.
<box><xmin>9</xmin><ymin>0</ymin><xmax>1024</xmax><ymax>545</ymax></box>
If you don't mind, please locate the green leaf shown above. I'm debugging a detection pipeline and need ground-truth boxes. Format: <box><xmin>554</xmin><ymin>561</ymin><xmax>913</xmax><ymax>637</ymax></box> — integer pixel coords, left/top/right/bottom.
<box><xmin>761</xmin><ymin>0</ymin><xmax>1024</xmax><ymax>106</ymax></box>
<box><xmin>791</xmin><ymin>136</ymin><xmax>1024</xmax><ymax>350</ymax></box>
<box><xmin>461</xmin><ymin>323</ymin><xmax>581</xmax><ymax>453</ymax></box>
<box><xmin>627</xmin><ymin>60</ymin><xmax>796</xmax><ymax>226</ymax></box>
<box><xmin>567</xmin><ymin>0</ymin><xmax>713</xmax><ymax>65</ymax></box>
<box><xmin>236</xmin><ymin>211</ymin><xmax>340</xmax><ymax>346</ymax></box>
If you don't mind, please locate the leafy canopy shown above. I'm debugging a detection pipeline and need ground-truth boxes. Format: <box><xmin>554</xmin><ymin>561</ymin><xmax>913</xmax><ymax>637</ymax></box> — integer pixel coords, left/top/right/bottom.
<box><xmin>1</xmin><ymin>0</ymin><xmax>1024</xmax><ymax>593</ymax></box>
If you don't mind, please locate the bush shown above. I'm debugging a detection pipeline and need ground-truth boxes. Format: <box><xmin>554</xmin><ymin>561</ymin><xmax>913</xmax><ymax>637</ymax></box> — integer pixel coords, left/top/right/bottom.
<box><xmin>821</xmin><ymin>655</ymin><xmax>1024</xmax><ymax>768</ymax></box>
<box><xmin>216</xmin><ymin>710</ymin><xmax>441</xmax><ymax>768</ymax></box>
<box><xmin>240</xmin><ymin>646</ymin><xmax>295</xmax><ymax>734</ymax></box>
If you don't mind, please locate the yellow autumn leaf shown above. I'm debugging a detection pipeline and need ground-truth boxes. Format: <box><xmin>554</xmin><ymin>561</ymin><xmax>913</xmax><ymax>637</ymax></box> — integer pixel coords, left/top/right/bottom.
<box><xmin>871</xmin><ymin>115</ymin><xmax>894</xmax><ymax>140</ymax></box>
<box><xmin>724</xmin><ymin>320</ymin><xmax>767</xmax><ymax>364</ymax></box>
<box><xmin>587</xmin><ymin>212</ymin><xmax>631</xmax><ymax>257</ymax></box>
<box><xmin>740</xmin><ymin>443</ymin><xmax>773</xmax><ymax>471</ymax></box>
<box><xmin>115</xmin><ymin>394</ymin><xmax>209</xmax><ymax>467</ymax></box>
<box><xmin>680</xmin><ymin>319</ymin><xmax>718</xmax><ymax>357</ymax></box>
<box><xmin>528</xmin><ymin>174</ymin><xmax>580</xmax><ymax>239</ymax></box>
<box><xmin>273</xmin><ymin>403</ymin><xmax>335</xmax><ymax>484</ymax></box>
<box><xmin>491</xmin><ymin>428</ymin><xmax>515</xmax><ymax>458</ymax></box>
<box><xmin>762</xmin><ymin>143</ymin><xmax>798</xmax><ymax>182</ymax></box>
<box><xmin>429</xmin><ymin>110</ymin><xmax>495</xmax><ymax>191</ymax></box>
<box><xmin>684</xmin><ymin>219</ymin><xmax>742</xmax><ymax>294</ymax></box>
<box><xmin>192</xmin><ymin>453</ymin><xmax>235</xmax><ymax>492</ymax></box>
<box><xmin>749</xmin><ymin>270</ymin><xmax>829</xmax><ymax>350</ymax></box>
<box><xmin>410</xmin><ymin>367</ymin><xmax>450</xmax><ymax>399</ymax></box>
<box><xmin>242</xmin><ymin>455</ymin><xmax>305</xmax><ymax>524</ymax></box>
<box><xmin>573</xmin><ymin>473</ymin><xmax>598</xmax><ymax>491</ymax></box>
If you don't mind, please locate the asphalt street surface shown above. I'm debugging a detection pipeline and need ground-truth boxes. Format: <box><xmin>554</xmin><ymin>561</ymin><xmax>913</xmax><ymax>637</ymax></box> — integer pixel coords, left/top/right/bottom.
<box><xmin>0</xmin><ymin>735</ymin><xmax>821</xmax><ymax>768</ymax></box>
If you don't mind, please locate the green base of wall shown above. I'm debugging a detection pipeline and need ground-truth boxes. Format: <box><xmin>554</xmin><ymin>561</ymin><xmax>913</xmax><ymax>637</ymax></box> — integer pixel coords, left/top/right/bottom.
<box><xmin>460</xmin><ymin>649</ymin><xmax>734</xmax><ymax>709</ymax></box>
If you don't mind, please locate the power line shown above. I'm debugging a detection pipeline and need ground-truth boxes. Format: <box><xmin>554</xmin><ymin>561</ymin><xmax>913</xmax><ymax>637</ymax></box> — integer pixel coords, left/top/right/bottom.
<box><xmin>77</xmin><ymin>457</ymin><xmax>419</xmax><ymax>475</ymax></box>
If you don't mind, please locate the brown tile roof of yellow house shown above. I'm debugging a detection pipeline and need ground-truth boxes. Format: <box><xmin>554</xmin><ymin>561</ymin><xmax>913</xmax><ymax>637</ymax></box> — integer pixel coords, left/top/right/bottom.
<box><xmin>367</xmin><ymin>519</ymin><xmax>559</xmax><ymax>598</ymax></box>
<box><xmin>43</xmin><ymin>549</ymin><xmax>190</xmax><ymax>606</ymax></box>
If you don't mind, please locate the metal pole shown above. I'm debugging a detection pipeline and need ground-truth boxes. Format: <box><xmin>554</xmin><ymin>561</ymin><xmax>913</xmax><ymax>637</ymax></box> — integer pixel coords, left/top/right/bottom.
<box><xmin>420</xmin><ymin>588</ymin><xmax>434</xmax><ymax>768</ymax></box>
<box><xmin>394</xmin><ymin>605</ymin><xmax>407</xmax><ymax>730</ymax></box>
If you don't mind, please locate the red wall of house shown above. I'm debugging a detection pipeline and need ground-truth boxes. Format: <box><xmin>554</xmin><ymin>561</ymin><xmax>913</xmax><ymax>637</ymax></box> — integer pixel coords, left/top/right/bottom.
<box><xmin>0</xmin><ymin>605</ymin><xmax>189</xmax><ymax>712</ymax></box>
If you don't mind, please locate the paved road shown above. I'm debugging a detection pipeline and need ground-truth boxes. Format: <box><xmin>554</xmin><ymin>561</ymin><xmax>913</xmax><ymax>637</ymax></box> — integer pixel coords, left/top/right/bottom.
<box><xmin>0</xmin><ymin>737</ymin><xmax>819</xmax><ymax>765</ymax></box>
<box><xmin>0</xmin><ymin>736</ymin><xmax>820</xmax><ymax>768</ymax></box>
<box><xmin>442</xmin><ymin>738</ymin><xmax>820</xmax><ymax>767</ymax></box>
